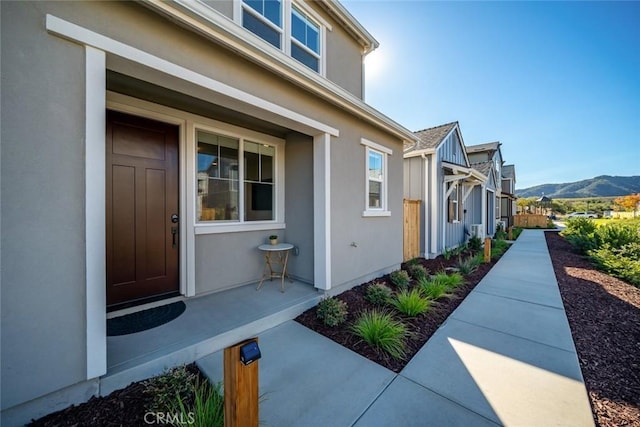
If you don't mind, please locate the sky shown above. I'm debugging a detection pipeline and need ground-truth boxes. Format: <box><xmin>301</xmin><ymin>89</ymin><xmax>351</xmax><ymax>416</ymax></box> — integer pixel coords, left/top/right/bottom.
<box><xmin>342</xmin><ymin>0</ymin><xmax>640</xmax><ymax>190</ymax></box>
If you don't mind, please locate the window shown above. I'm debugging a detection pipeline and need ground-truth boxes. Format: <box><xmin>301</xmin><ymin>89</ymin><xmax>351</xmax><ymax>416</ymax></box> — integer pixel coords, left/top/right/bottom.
<box><xmin>242</xmin><ymin>0</ymin><xmax>282</xmax><ymax>48</ymax></box>
<box><xmin>290</xmin><ymin>6</ymin><xmax>320</xmax><ymax>71</ymax></box>
<box><xmin>448</xmin><ymin>182</ymin><xmax>461</xmax><ymax>223</ymax></box>
<box><xmin>239</xmin><ymin>0</ymin><xmax>325</xmax><ymax>74</ymax></box>
<box><xmin>361</xmin><ymin>138</ymin><xmax>392</xmax><ymax>216</ymax></box>
<box><xmin>197</xmin><ymin>129</ymin><xmax>280</xmax><ymax>224</ymax></box>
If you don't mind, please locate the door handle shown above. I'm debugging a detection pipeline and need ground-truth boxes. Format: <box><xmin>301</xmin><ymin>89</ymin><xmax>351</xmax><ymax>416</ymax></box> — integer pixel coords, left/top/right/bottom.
<box><xmin>171</xmin><ymin>227</ymin><xmax>178</xmax><ymax>248</ymax></box>
<box><xmin>171</xmin><ymin>214</ymin><xmax>179</xmax><ymax>223</ymax></box>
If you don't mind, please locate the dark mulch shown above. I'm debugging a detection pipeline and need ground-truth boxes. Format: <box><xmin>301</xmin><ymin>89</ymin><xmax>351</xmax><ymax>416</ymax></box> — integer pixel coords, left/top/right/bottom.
<box><xmin>295</xmin><ymin>251</ymin><xmax>499</xmax><ymax>373</ymax></box>
<box><xmin>28</xmin><ymin>364</ymin><xmax>205</xmax><ymax>427</ymax></box>
<box><xmin>545</xmin><ymin>231</ymin><xmax>640</xmax><ymax>427</ymax></box>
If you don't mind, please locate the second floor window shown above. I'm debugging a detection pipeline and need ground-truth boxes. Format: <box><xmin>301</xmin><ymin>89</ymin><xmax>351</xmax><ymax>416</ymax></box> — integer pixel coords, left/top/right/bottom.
<box><xmin>240</xmin><ymin>0</ymin><xmax>324</xmax><ymax>74</ymax></box>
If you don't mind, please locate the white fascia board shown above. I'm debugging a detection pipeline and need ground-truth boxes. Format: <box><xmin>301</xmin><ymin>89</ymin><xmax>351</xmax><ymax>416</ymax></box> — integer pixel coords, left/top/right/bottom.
<box><xmin>403</xmin><ymin>147</ymin><xmax>435</xmax><ymax>158</ymax></box>
<box><xmin>45</xmin><ymin>14</ymin><xmax>338</xmax><ymax>138</ymax></box>
<box><xmin>321</xmin><ymin>0</ymin><xmax>379</xmax><ymax>53</ymax></box>
<box><xmin>138</xmin><ymin>0</ymin><xmax>414</xmax><ymax>142</ymax></box>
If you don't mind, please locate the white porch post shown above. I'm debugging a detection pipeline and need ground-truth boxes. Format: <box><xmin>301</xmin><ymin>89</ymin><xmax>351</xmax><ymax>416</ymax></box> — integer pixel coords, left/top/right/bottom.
<box><xmin>85</xmin><ymin>46</ymin><xmax>107</xmax><ymax>379</ymax></box>
<box><xmin>313</xmin><ymin>133</ymin><xmax>331</xmax><ymax>290</ymax></box>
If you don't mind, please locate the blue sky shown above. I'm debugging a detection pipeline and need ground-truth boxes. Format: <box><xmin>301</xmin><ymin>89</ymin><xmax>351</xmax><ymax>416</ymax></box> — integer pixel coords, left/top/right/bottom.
<box><xmin>343</xmin><ymin>1</ymin><xmax>640</xmax><ymax>190</ymax></box>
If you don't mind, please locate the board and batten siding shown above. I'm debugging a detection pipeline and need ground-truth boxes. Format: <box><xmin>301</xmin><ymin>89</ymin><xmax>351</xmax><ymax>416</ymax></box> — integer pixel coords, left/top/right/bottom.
<box><xmin>438</xmin><ymin>131</ymin><xmax>467</xmax><ymax>251</ymax></box>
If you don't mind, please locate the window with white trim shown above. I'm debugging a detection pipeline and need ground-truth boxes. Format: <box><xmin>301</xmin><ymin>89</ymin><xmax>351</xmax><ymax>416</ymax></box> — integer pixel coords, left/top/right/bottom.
<box><xmin>448</xmin><ymin>182</ymin><xmax>461</xmax><ymax>223</ymax></box>
<box><xmin>361</xmin><ymin>138</ymin><xmax>392</xmax><ymax>216</ymax></box>
<box><xmin>197</xmin><ymin>128</ymin><xmax>280</xmax><ymax>223</ymax></box>
<box><xmin>239</xmin><ymin>0</ymin><xmax>325</xmax><ymax>74</ymax></box>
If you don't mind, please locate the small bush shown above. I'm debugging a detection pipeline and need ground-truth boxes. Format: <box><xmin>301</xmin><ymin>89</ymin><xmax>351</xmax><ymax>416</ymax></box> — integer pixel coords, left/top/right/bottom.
<box><xmin>443</xmin><ymin>248</ymin><xmax>454</xmax><ymax>260</ymax></box>
<box><xmin>144</xmin><ymin>365</ymin><xmax>198</xmax><ymax>412</ymax></box>
<box><xmin>316</xmin><ymin>297</ymin><xmax>348</xmax><ymax>327</ymax></box>
<box><xmin>405</xmin><ymin>258</ymin><xmax>421</xmax><ymax>266</ymax></box>
<box><xmin>430</xmin><ymin>271</ymin><xmax>464</xmax><ymax>289</ymax></box>
<box><xmin>595</xmin><ymin>223</ymin><xmax>640</xmax><ymax>248</ymax></box>
<box><xmin>456</xmin><ymin>255</ymin><xmax>480</xmax><ymax>275</ymax></box>
<box><xmin>562</xmin><ymin>217</ymin><xmax>597</xmax><ymax>236</ymax></box>
<box><xmin>169</xmin><ymin>377</ymin><xmax>224</xmax><ymax>427</ymax></box>
<box><xmin>350</xmin><ymin>309</ymin><xmax>409</xmax><ymax>359</ymax></box>
<box><xmin>494</xmin><ymin>227</ymin><xmax>507</xmax><ymax>240</ymax></box>
<box><xmin>468</xmin><ymin>236</ymin><xmax>482</xmax><ymax>251</ymax></box>
<box><xmin>390</xmin><ymin>270</ymin><xmax>411</xmax><ymax>289</ymax></box>
<box><xmin>512</xmin><ymin>227</ymin><xmax>523</xmax><ymax>240</ymax></box>
<box><xmin>365</xmin><ymin>281</ymin><xmax>393</xmax><ymax>305</ymax></box>
<box><xmin>590</xmin><ymin>242</ymin><xmax>640</xmax><ymax>287</ymax></box>
<box><xmin>390</xmin><ymin>288</ymin><xmax>432</xmax><ymax>316</ymax></box>
<box><xmin>407</xmin><ymin>264</ymin><xmax>428</xmax><ymax>281</ymax></box>
<box><xmin>419</xmin><ymin>277</ymin><xmax>452</xmax><ymax>300</ymax></box>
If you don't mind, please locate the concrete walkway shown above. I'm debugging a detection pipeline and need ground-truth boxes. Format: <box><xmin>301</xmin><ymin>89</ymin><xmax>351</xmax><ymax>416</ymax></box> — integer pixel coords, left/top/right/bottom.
<box><xmin>198</xmin><ymin>230</ymin><xmax>595</xmax><ymax>426</ymax></box>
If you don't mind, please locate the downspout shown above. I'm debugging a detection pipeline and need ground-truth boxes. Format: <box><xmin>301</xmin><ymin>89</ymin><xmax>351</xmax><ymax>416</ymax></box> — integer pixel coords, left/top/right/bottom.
<box><xmin>421</xmin><ymin>153</ymin><xmax>428</xmax><ymax>258</ymax></box>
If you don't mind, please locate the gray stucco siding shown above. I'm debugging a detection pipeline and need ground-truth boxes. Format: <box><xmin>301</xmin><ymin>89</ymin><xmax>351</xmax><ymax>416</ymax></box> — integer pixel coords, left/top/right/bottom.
<box><xmin>1</xmin><ymin>2</ymin><xmax>87</xmax><ymax>410</ymax></box>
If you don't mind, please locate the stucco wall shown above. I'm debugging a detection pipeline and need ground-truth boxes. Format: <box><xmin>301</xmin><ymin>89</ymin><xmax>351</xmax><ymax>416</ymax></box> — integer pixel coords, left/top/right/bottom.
<box><xmin>0</xmin><ymin>0</ymin><xmax>403</xmax><ymax>413</ymax></box>
<box><xmin>1</xmin><ymin>1</ymin><xmax>87</xmax><ymax>410</ymax></box>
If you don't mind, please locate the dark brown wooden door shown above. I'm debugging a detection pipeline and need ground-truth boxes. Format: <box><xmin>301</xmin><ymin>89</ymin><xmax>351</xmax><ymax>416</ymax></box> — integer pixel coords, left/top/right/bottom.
<box><xmin>106</xmin><ymin>111</ymin><xmax>179</xmax><ymax>307</ymax></box>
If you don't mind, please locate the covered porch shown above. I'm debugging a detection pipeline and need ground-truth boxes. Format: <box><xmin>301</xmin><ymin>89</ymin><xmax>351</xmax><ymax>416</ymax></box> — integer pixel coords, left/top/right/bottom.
<box><xmin>103</xmin><ymin>279</ymin><xmax>320</xmax><ymax>395</ymax></box>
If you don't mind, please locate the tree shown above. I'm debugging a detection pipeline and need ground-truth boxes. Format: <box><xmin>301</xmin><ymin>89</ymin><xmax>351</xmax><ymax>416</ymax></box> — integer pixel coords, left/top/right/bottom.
<box><xmin>614</xmin><ymin>193</ymin><xmax>640</xmax><ymax>212</ymax></box>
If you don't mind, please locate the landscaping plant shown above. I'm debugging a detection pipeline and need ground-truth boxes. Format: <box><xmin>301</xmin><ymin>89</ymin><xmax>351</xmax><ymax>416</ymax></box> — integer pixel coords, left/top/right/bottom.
<box><xmin>456</xmin><ymin>255</ymin><xmax>480</xmax><ymax>275</ymax></box>
<box><xmin>390</xmin><ymin>288</ymin><xmax>432</xmax><ymax>316</ymax></box>
<box><xmin>316</xmin><ymin>297</ymin><xmax>348</xmax><ymax>327</ymax></box>
<box><xmin>389</xmin><ymin>269</ymin><xmax>411</xmax><ymax>289</ymax></box>
<box><xmin>144</xmin><ymin>365</ymin><xmax>198</xmax><ymax>412</ymax></box>
<box><xmin>407</xmin><ymin>264</ymin><xmax>428</xmax><ymax>282</ymax></box>
<box><xmin>419</xmin><ymin>277</ymin><xmax>453</xmax><ymax>300</ymax></box>
<box><xmin>467</xmin><ymin>236</ymin><xmax>482</xmax><ymax>251</ymax></box>
<box><xmin>430</xmin><ymin>271</ymin><xmax>464</xmax><ymax>289</ymax></box>
<box><xmin>169</xmin><ymin>378</ymin><xmax>224</xmax><ymax>427</ymax></box>
<box><xmin>365</xmin><ymin>281</ymin><xmax>393</xmax><ymax>305</ymax></box>
<box><xmin>350</xmin><ymin>309</ymin><xmax>409</xmax><ymax>360</ymax></box>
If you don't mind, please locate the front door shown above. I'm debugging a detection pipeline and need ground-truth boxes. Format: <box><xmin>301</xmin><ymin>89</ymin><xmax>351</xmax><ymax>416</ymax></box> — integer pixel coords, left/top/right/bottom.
<box><xmin>106</xmin><ymin>110</ymin><xmax>180</xmax><ymax>307</ymax></box>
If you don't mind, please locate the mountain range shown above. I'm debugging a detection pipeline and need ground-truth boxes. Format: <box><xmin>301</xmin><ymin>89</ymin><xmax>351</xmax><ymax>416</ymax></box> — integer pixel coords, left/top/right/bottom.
<box><xmin>516</xmin><ymin>175</ymin><xmax>640</xmax><ymax>199</ymax></box>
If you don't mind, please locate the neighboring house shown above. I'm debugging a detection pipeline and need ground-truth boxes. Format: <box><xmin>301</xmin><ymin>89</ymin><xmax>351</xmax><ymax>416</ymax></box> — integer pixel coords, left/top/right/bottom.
<box><xmin>404</xmin><ymin>122</ymin><xmax>485</xmax><ymax>259</ymax></box>
<box><xmin>1</xmin><ymin>0</ymin><xmax>417</xmax><ymax>423</ymax></box>
<box><xmin>500</xmin><ymin>164</ymin><xmax>517</xmax><ymax>227</ymax></box>
<box><xmin>467</xmin><ymin>142</ymin><xmax>505</xmax><ymax>235</ymax></box>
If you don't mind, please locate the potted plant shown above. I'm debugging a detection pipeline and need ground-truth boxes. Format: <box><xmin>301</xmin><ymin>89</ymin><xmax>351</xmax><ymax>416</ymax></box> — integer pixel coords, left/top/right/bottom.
<box><xmin>269</xmin><ymin>235</ymin><xmax>278</xmax><ymax>245</ymax></box>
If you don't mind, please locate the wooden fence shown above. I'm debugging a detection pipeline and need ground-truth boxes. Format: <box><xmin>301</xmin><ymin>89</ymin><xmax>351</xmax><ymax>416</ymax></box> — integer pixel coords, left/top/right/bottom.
<box><xmin>403</xmin><ymin>199</ymin><xmax>421</xmax><ymax>261</ymax></box>
<box><xmin>514</xmin><ymin>214</ymin><xmax>548</xmax><ymax>228</ymax></box>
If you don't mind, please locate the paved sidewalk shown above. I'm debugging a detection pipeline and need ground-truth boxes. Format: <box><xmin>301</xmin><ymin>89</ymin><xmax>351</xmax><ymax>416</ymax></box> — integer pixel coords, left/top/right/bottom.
<box><xmin>198</xmin><ymin>230</ymin><xmax>595</xmax><ymax>426</ymax></box>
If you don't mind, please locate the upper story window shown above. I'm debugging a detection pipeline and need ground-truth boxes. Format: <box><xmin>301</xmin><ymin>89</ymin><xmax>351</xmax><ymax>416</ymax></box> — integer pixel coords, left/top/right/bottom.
<box><xmin>238</xmin><ymin>0</ymin><xmax>325</xmax><ymax>74</ymax></box>
<box><xmin>361</xmin><ymin>138</ymin><xmax>392</xmax><ymax>217</ymax></box>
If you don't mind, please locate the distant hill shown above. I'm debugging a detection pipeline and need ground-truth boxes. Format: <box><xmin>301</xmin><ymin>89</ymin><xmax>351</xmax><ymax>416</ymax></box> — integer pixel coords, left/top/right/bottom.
<box><xmin>516</xmin><ymin>175</ymin><xmax>640</xmax><ymax>199</ymax></box>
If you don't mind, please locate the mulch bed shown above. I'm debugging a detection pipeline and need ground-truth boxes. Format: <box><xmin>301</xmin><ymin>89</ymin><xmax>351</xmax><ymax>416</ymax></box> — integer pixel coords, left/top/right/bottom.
<box><xmin>295</xmin><ymin>250</ymin><xmax>499</xmax><ymax>373</ymax></box>
<box><xmin>30</xmin><ymin>233</ymin><xmax>640</xmax><ymax>426</ymax></box>
<box><xmin>545</xmin><ymin>231</ymin><xmax>640</xmax><ymax>427</ymax></box>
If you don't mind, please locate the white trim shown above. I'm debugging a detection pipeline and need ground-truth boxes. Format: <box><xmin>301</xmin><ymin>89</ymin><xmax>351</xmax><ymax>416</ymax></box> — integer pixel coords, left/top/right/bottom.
<box><xmin>362</xmin><ymin>210</ymin><xmax>391</xmax><ymax>217</ymax></box>
<box><xmin>195</xmin><ymin>222</ymin><xmax>286</xmax><ymax>235</ymax></box>
<box><xmin>429</xmin><ymin>155</ymin><xmax>438</xmax><ymax>256</ymax></box>
<box><xmin>313</xmin><ymin>133</ymin><xmax>331</xmax><ymax>290</ymax></box>
<box><xmin>362</xmin><ymin>144</ymin><xmax>390</xmax><ymax>216</ymax></box>
<box><xmin>360</xmin><ymin>138</ymin><xmax>393</xmax><ymax>155</ymax></box>
<box><xmin>45</xmin><ymin>14</ymin><xmax>339</xmax><ymax>138</ymax></box>
<box><xmin>85</xmin><ymin>46</ymin><xmax>107</xmax><ymax>380</ymax></box>
<box><xmin>135</xmin><ymin>2</ymin><xmax>415</xmax><ymax>143</ymax></box>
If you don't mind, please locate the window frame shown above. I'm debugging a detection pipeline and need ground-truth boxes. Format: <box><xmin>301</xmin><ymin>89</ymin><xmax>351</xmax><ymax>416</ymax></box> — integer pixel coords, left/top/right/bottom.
<box><xmin>361</xmin><ymin>138</ymin><xmax>392</xmax><ymax>217</ymax></box>
<box><xmin>448</xmin><ymin>182</ymin><xmax>461</xmax><ymax>223</ymax></box>
<box><xmin>235</xmin><ymin>0</ymin><xmax>328</xmax><ymax>75</ymax></box>
<box><xmin>194</xmin><ymin>121</ymin><xmax>285</xmax><ymax>234</ymax></box>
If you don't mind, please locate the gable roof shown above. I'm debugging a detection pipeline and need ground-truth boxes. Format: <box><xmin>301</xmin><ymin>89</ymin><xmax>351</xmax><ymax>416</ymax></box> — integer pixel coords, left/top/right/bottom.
<box><xmin>502</xmin><ymin>164</ymin><xmax>516</xmax><ymax>180</ymax></box>
<box><xmin>470</xmin><ymin>160</ymin><xmax>494</xmax><ymax>177</ymax></box>
<box><xmin>466</xmin><ymin>141</ymin><xmax>501</xmax><ymax>154</ymax></box>
<box><xmin>405</xmin><ymin>122</ymin><xmax>457</xmax><ymax>153</ymax></box>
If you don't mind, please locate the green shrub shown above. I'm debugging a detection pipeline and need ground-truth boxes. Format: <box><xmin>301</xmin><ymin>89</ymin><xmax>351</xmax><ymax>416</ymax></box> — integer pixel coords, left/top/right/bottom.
<box><xmin>562</xmin><ymin>217</ymin><xmax>597</xmax><ymax>236</ymax></box>
<box><xmin>565</xmin><ymin>233</ymin><xmax>598</xmax><ymax>254</ymax></box>
<box><xmin>169</xmin><ymin>378</ymin><xmax>224</xmax><ymax>427</ymax></box>
<box><xmin>316</xmin><ymin>297</ymin><xmax>348</xmax><ymax>327</ymax></box>
<box><xmin>490</xmin><ymin>239</ymin><xmax>510</xmax><ymax>258</ymax></box>
<box><xmin>144</xmin><ymin>365</ymin><xmax>198</xmax><ymax>412</ymax></box>
<box><xmin>474</xmin><ymin>252</ymin><xmax>486</xmax><ymax>265</ymax></box>
<box><xmin>512</xmin><ymin>227</ymin><xmax>523</xmax><ymax>239</ymax></box>
<box><xmin>389</xmin><ymin>270</ymin><xmax>411</xmax><ymax>289</ymax></box>
<box><xmin>494</xmin><ymin>227</ymin><xmax>507</xmax><ymax>241</ymax></box>
<box><xmin>456</xmin><ymin>255</ymin><xmax>481</xmax><ymax>275</ymax></box>
<box><xmin>365</xmin><ymin>281</ymin><xmax>393</xmax><ymax>305</ymax></box>
<box><xmin>350</xmin><ymin>309</ymin><xmax>409</xmax><ymax>359</ymax></box>
<box><xmin>589</xmin><ymin>242</ymin><xmax>640</xmax><ymax>287</ymax></box>
<box><xmin>595</xmin><ymin>223</ymin><xmax>640</xmax><ymax>248</ymax></box>
<box><xmin>407</xmin><ymin>264</ymin><xmax>428</xmax><ymax>281</ymax></box>
<box><xmin>390</xmin><ymin>288</ymin><xmax>432</xmax><ymax>316</ymax></box>
<box><xmin>405</xmin><ymin>257</ymin><xmax>421</xmax><ymax>266</ymax></box>
<box><xmin>430</xmin><ymin>271</ymin><xmax>464</xmax><ymax>289</ymax></box>
<box><xmin>467</xmin><ymin>236</ymin><xmax>482</xmax><ymax>251</ymax></box>
<box><xmin>419</xmin><ymin>277</ymin><xmax>452</xmax><ymax>300</ymax></box>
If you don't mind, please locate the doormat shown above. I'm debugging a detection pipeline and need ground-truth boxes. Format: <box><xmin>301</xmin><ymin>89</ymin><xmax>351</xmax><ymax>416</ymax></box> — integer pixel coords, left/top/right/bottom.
<box><xmin>107</xmin><ymin>301</ymin><xmax>186</xmax><ymax>336</ymax></box>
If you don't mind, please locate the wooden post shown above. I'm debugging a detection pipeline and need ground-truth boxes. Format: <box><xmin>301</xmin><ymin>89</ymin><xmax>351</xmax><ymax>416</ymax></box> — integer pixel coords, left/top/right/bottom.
<box><xmin>484</xmin><ymin>237</ymin><xmax>491</xmax><ymax>263</ymax></box>
<box><xmin>224</xmin><ymin>338</ymin><xmax>259</xmax><ymax>427</ymax></box>
<box><xmin>508</xmin><ymin>226</ymin><xmax>513</xmax><ymax>241</ymax></box>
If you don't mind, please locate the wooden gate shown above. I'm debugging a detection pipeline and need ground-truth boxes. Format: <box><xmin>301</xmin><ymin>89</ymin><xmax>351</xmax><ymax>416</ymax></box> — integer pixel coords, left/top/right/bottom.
<box><xmin>403</xmin><ymin>199</ymin><xmax>421</xmax><ymax>261</ymax></box>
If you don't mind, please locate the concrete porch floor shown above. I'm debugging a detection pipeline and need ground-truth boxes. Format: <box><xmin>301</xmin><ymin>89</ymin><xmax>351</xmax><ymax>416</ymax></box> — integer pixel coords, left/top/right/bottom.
<box><xmin>102</xmin><ymin>280</ymin><xmax>320</xmax><ymax>396</ymax></box>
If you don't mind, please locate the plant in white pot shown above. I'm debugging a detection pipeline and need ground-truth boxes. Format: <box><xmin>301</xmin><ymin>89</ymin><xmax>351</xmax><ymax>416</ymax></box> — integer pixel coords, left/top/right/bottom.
<box><xmin>269</xmin><ymin>235</ymin><xmax>278</xmax><ymax>245</ymax></box>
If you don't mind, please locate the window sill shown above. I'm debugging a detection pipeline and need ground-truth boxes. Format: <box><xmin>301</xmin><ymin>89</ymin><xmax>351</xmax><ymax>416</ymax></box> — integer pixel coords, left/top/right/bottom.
<box><xmin>362</xmin><ymin>210</ymin><xmax>391</xmax><ymax>217</ymax></box>
<box><xmin>195</xmin><ymin>222</ymin><xmax>286</xmax><ymax>235</ymax></box>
